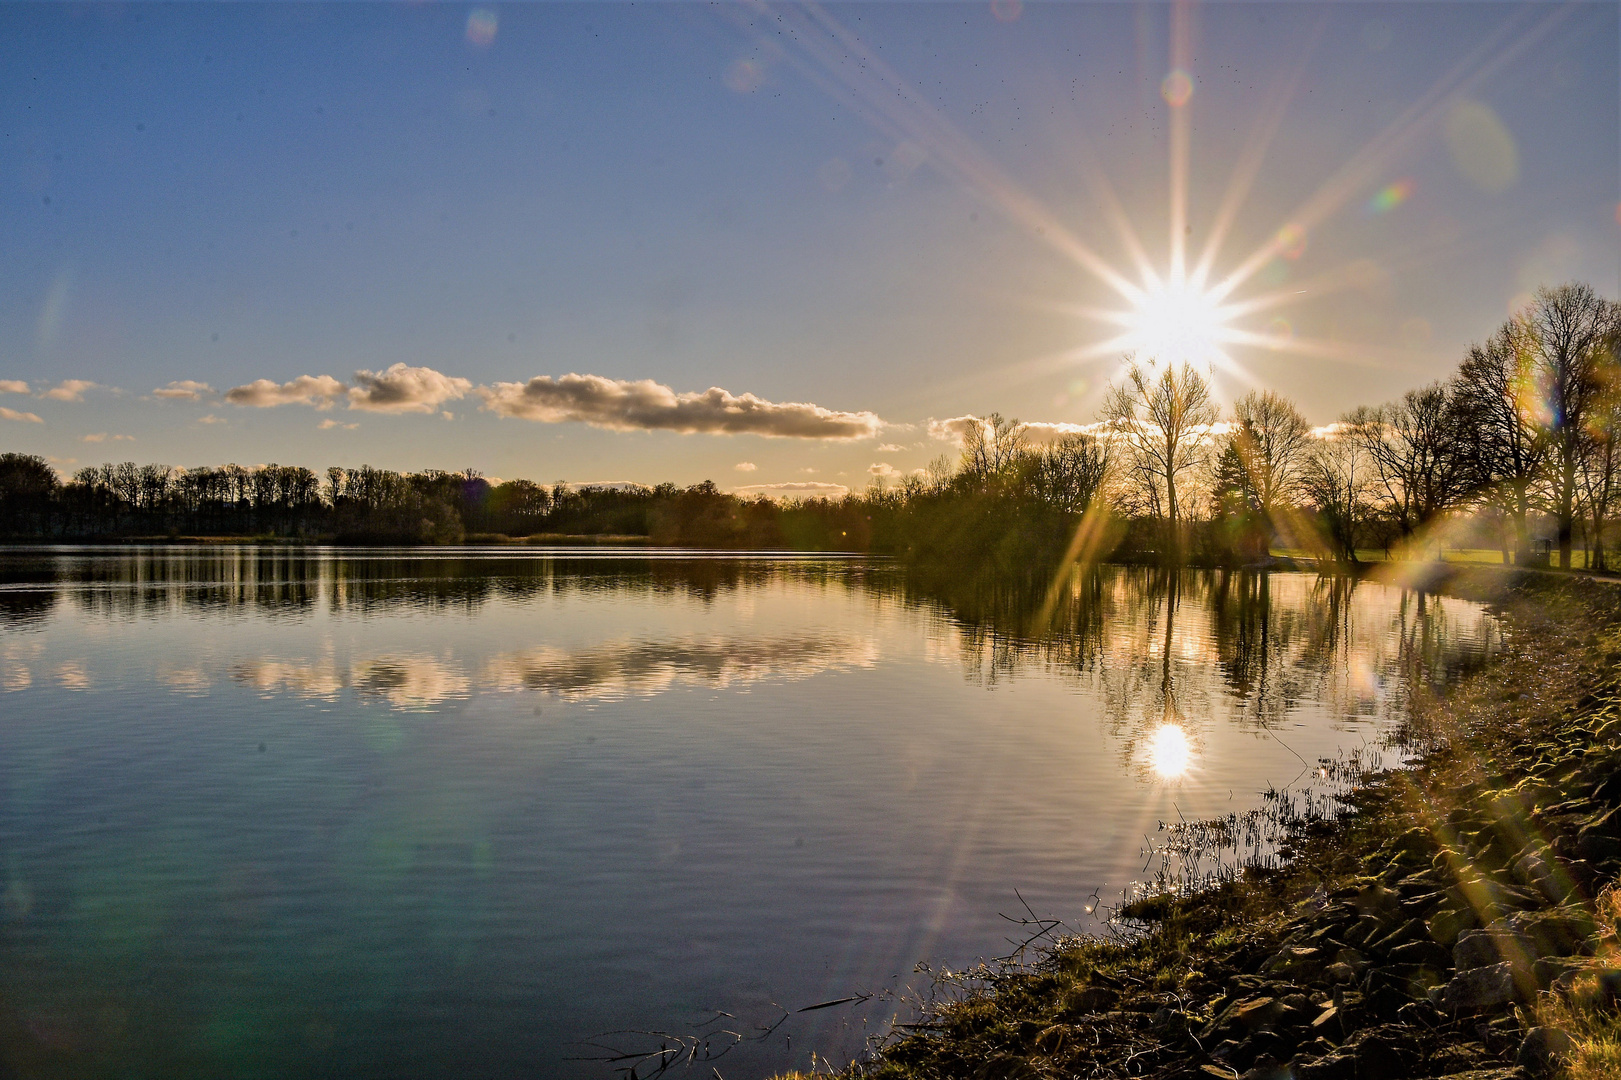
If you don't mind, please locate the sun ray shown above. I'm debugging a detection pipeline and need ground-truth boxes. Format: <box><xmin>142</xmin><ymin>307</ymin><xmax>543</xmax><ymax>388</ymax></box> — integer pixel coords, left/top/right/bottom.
<box><xmin>740</xmin><ymin>1</ymin><xmax>1145</xmax><ymax>303</ymax></box>
<box><xmin>1189</xmin><ymin>17</ymin><xmax>1324</xmax><ymax>289</ymax></box>
<box><xmin>1166</xmin><ymin>0</ymin><xmax>1193</xmax><ymax>283</ymax></box>
<box><xmin>1208</xmin><ymin>3</ymin><xmax>1570</xmax><ymax>304</ymax></box>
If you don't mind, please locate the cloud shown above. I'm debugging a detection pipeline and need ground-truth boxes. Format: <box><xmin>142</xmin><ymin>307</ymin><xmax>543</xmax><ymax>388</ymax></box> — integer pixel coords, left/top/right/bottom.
<box><xmin>927</xmin><ymin>415</ymin><xmax>1106</xmax><ymax>447</ymax></box>
<box><xmin>1017</xmin><ymin>421</ymin><xmax>1106</xmax><ymax>445</ymax></box>
<box><xmin>734</xmin><ymin>461</ymin><xmax>758</xmax><ymax>472</ymax></box>
<box><xmin>0</xmin><ymin>407</ymin><xmax>43</xmax><ymax>424</ymax></box>
<box><xmin>927</xmin><ymin>415</ymin><xmax>986</xmax><ymax>445</ymax></box>
<box><xmin>225</xmin><ymin>374</ymin><xmax>346</xmax><ymax>408</ymax></box>
<box><xmin>153</xmin><ymin>380</ymin><xmax>214</xmax><ymax>401</ymax></box>
<box><xmin>877</xmin><ymin>443</ymin><xmax>906</xmax><ymax>453</ymax></box>
<box><xmin>197</xmin><ymin>415</ymin><xmax>228</xmax><ymax>425</ymax></box>
<box><xmin>318</xmin><ymin>419</ymin><xmax>360</xmax><ymax>431</ymax></box>
<box><xmin>42</xmin><ymin>379</ymin><xmax>96</xmax><ymax>402</ymax></box>
<box><xmin>81</xmin><ymin>433</ymin><xmax>135</xmax><ymax>444</ymax></box>
<box><xmin>734</xmin><ymin>481</ymin><xmax>849</xmax><ymax>499</ymax></box>
<box><xmin>347</xmin><ymin>363</ymin><xmax>472</xmax><ymax>414</ymax></box>
<box><xmin>0</xmin><ymin>381</ymin><xmax>28</xmax><ymax>395</ymax></box>
<box><xmin>868</xmin><ymin>462</ymin><xmax>900</xmax><ymax>478</ymax></box>
<box><xmin>478</xmin><ymin>373</ymin><xmax>883</xmax><ymax>439</ymax></box>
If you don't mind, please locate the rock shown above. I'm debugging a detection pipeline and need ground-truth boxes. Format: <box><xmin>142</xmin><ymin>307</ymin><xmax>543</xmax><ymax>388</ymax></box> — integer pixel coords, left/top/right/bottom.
<box><xmin>1532</xmin><ymin>955</ymin><xmax>1586</xmax><ymax>990</ymax></box>
<box><xmin>1515</xmin><ymin>1027</ymin><xmax>1575</xmax><ymax>1079</ymax></box>
<box><xmin>1439</xmin><ymin>961</ymin><xmax>1525</xmax><ymax>1013</ymax></box>
<box><xmin>1352</xmin><ymin>884</ymin><xmax>1401</xmax><ymax>918</ymax></box>
<box><xmin>1427</xmin><ymin>904</ymin><xmax>1480</xmax><ymax>947</ymax></box>
<box><xmin>1292</xmin><ymin>1051</ymin><xmax>1355</xmax><ymax>1080</ymax></box>
<box><xmin>1235</xmin><ymin>997</ymin><xmax>1289</xmax><ymax>1032</ymax></box>
<box><xmin>1507</xmin><ymin>908</ymin><xmax>1599</xmax><ymax>958</ymax></box>
<box><xmin>1352</xmin><ymin>1034</ymin><xmax>1406</xmax><ymax>1080</ymax></box>
<box><xmin>1455</xmin><ymin>928</ymin><xmax>1533</xmax><ymax>972</ymax></box>
<box><xmin>1326</xmin><ymin>962</ymin><xmax>1357</xmax><ymax>984</ymax></box>
<box><xmin>1239</xmin><ymin>1058</ymin><xmax>1291</xmax><ymax>1080</ymax></box>
<box><xmin>1388</xmin><ymin>939</ymin><xmax>1450</xmax><ymax>969</ymax></box>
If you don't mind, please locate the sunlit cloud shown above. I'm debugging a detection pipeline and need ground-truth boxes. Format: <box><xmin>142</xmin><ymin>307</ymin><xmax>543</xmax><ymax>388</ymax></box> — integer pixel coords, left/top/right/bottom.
<box><xmin>926</xmin><ymin>414</ymin><xmax>1100</xmax><ymax>448</ymax></box>
<box><xmin>154</xmin><ymin>380</ymin><xmax>215</xmax><ymax>401</ymax></box>
<box><xmin>734</xmin><ymin>461</ymin><xmax>758</xmax><ymax>472</ymax></box>
<box><xmin>478</xmin><ymin>373</ymin><xmax>883</xmax><ymax>439</ymax></box>
<box><xmin>0</xmin><ymin>407</ymin><xmax>43</xmax><ymax>424</ymax></box>
<box><xmin>347</xmin><ymin>363</ymin><xmax>472</xmax><ymax>414</ymax></box>
<box><xmin>318</xmin><ymin>418</ymin><xmax>359</xmax><ymax>431</ymax></box>
<box><xmin>0</xmin><ymin>381</ymin><xmax>28</xmax><ymax>395</ymax></box>
<box><xmin>877</xmin><ymin>443</ymin><xmax>906</xmax><ymax>453</ymax></box>
<box><xmin>734</xmin><ymin>481</ymin><xmax>848</xmax><ymax>499</ymax></box>
<box><xmin>42</xmin><ymin>379</ymin><xmax>96</xmax><ymax>402</ymax></box>
<box><xmin>197</xmin><ymin>415</ymin><xmax>228</xmax><ymax>425</ymax></box>
<box><xmin>225</xmin><ymin>374</ymin><xmax>346</xmax><ymax>409</ymax></box>
<box><xmin>81</xmin><ymin>433</ymin><xmax>134</xmax><ymax>444</ymax></box>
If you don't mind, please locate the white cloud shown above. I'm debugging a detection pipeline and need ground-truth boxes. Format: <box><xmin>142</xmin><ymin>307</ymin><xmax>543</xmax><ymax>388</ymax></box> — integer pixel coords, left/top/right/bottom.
<box><xmin>0</xmin><ymin>407</ymin><xmax>43</xmax><ymax>424</ymax></box>
<box><xmin>0</xmin><ymin>381</ymin><xmax>28</xmax><ymax>395</ymax></box>
<box><xmin>225</xmin><ymin>374</ymin><xmax>346</xmax><ymax>408</ymax></box>
<box><xmin>197</xmin><ymin>415</ymin><xmax>228</xmax><ymax>425</ymax></box>
<box><xmin>153</xmin><ymin>380</ymin><xmax>214</xmax><ymax>401</ymax></box>
<box><xmin>348</xmin><ymin>363</ymin><xmax>472</xmax><ymax>414</ymax></box>
<box><xmin>927</xmin><ymin>415</ymin><xmax>985</xmax><ymax>445</ymax></box>
<box><xmin>927</xmin><ymin>415</ymin><xmax>1106</xmax><ymax>447</ymax></box>
<box><xmin>734</xmin><ymin>481</ymin><xmax>849</xmax><ymax>499</ymax></box>
<box><xmin>868</xmin><ymin>462</ymin><xmax>901</xmax><ymax>478</ymax></box>
<box><xmin>42</xmin><ymin>379</ymin><xmax>96</xmax><ymax>402</ymax></box>
<box><xmin>81</xmin><ymin>433</ymin><xmax>135</xmax><ymax>444</ymax></box>
<box><xmin>478</xmin><ymin>373</ymin><xmax>883</xmax><ymax>440</ymax></box>
<box><xmin>877</xmin><ymin>443</ymin><xmax>906</xmax><ymax>453</ymax></box>
<box><xmin>734</xmin><ymin>461</ymin><xmax>758</xmax><ymax>472</ymax></box>
<box><xmin>318</xmin><ymin>419</ymin><xmax>360</xmax><ymax>431</ymax></box>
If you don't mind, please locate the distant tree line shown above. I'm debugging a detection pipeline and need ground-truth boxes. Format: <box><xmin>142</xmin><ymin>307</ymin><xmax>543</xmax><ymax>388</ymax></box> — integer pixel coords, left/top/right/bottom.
<box><xmin>2</xmin><ymin>282</ymin><xmax>1618</xmax><ymax>569</ymax></box>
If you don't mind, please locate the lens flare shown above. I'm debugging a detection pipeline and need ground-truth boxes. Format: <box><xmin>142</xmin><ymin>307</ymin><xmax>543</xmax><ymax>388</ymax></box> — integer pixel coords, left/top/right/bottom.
<box><xmin>1161</xmin><ymin>70</ymin><xmax>1194</xmax><ymax>108</ymax></box>
<box><xmin>1367</xmin><ymin>178</ymin><xmax>1415</xmax><ymax>215</ymax></box>
<box><xmin>990</xmin><ymin>0</ymin><xmax>1023</xmax><ymax>23</ymax></box>
<box><xmin>1149</xmin><ymin>723</ymin><xmax>1193</xmax><ymax>779</ymax></box>
<box><xmin>1274</xmin><ymin>223</ymin><xmax>1309</xmax><ymax>260</ymax></box>
<box><xmin>465</xmin><ymin>9</ymin><xmax>497</xmax><ymax>48</ymax></box>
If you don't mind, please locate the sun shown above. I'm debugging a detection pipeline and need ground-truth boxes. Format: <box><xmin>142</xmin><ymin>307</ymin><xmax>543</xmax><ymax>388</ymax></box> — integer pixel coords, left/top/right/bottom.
<box><xmin>1121</xmin><ymin>278</ymin><xmax>1233</xmax><ymax>366</ymax></box>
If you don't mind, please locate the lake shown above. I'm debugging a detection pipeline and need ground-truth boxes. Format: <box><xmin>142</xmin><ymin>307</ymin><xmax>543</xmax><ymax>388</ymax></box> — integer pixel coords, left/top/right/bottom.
<box><xmin>0</xmin><ymin>548</ymin><xmax>1501</xmax><ymax>1079</ymax></box>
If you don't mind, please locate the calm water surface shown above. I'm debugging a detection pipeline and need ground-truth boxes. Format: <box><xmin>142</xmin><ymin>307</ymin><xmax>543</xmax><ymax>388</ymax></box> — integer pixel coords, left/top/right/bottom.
<box><xmin>0</xmin><ymin>548</ymin><xmax>1501</xmax><ymax>1078</ymax></box>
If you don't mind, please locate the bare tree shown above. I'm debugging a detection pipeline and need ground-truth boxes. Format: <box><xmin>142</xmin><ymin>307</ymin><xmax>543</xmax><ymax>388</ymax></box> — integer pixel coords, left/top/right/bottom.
<box><xmin>1302</xmin><ymin>426</ymin><xmax>1370</xmax><ymax>562</ymax></box>
<box><xmin>1451</xmin><ymin>322</ymin><xmax>1547</xmax><ymax>562</ymax></box>
<box><xmin>1023</xmin><ymin>433</ymin><xmax>1113</xmax><ymax>514</ymax></box>
<box><xmin>1517</xmin><ymin>283</ymin><xmax>1620</xmax><ymax>568</ymax></box>
<box><xmin>1100</xmin><ymin>359</ymin><xmax>1219</xmax><ymax>553</ymax></box>
<box><xmin>959</xmin><ymin>413</ymin><xmax>1027</xmax><ymax>486</ymax></box>
<box><xmin>1346</xmin><ymin>382</ymin><xmax>1470</xmax><ymax>549</ymax></box>
<box><xmin>1229</xmin><ymin>389</ymin><xmax>1312</xmax><ymax>538</ymax></box>
<box><xmin>1580</xmin><ymin>353</ymin><xmax>1621</xmax><ymax>570</ymax></box>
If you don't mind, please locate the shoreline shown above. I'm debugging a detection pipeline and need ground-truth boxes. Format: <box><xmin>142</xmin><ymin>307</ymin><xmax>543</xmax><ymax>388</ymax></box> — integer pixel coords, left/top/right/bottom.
<box><xmin>795</xmin><ymin>567</ymin><xmax>1621</xmax><ymax>1080</ymax></box>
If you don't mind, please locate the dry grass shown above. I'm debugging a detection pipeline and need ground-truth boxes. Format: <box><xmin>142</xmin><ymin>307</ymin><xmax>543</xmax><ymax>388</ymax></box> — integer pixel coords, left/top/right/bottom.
<box><xmin>1534</xmin><ymin>884</ymin><xmax>1621</xmax><ymax>1080</ymax></box>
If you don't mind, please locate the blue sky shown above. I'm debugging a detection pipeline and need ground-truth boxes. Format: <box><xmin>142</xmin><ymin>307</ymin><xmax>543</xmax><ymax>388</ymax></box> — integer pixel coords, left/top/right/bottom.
<box><xmin>2</xmin><ymin>1</ymin><xmax>1617</xmax><ymax>494</ymax></box>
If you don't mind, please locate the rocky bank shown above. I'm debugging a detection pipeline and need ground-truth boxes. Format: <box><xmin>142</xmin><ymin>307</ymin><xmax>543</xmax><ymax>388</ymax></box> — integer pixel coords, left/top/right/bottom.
<box><xmin>818</xmin><ymin>567</ymin><xmax>1621</xmax><ymax>1080</ymax></box>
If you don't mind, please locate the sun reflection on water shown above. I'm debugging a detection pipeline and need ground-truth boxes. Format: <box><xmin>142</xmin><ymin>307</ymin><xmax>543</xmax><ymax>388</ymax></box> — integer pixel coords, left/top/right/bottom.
<box><xmin>1148</xmin><ymin>722</ymin><xmax>1193</xmax><ymax>780</ymax></box>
